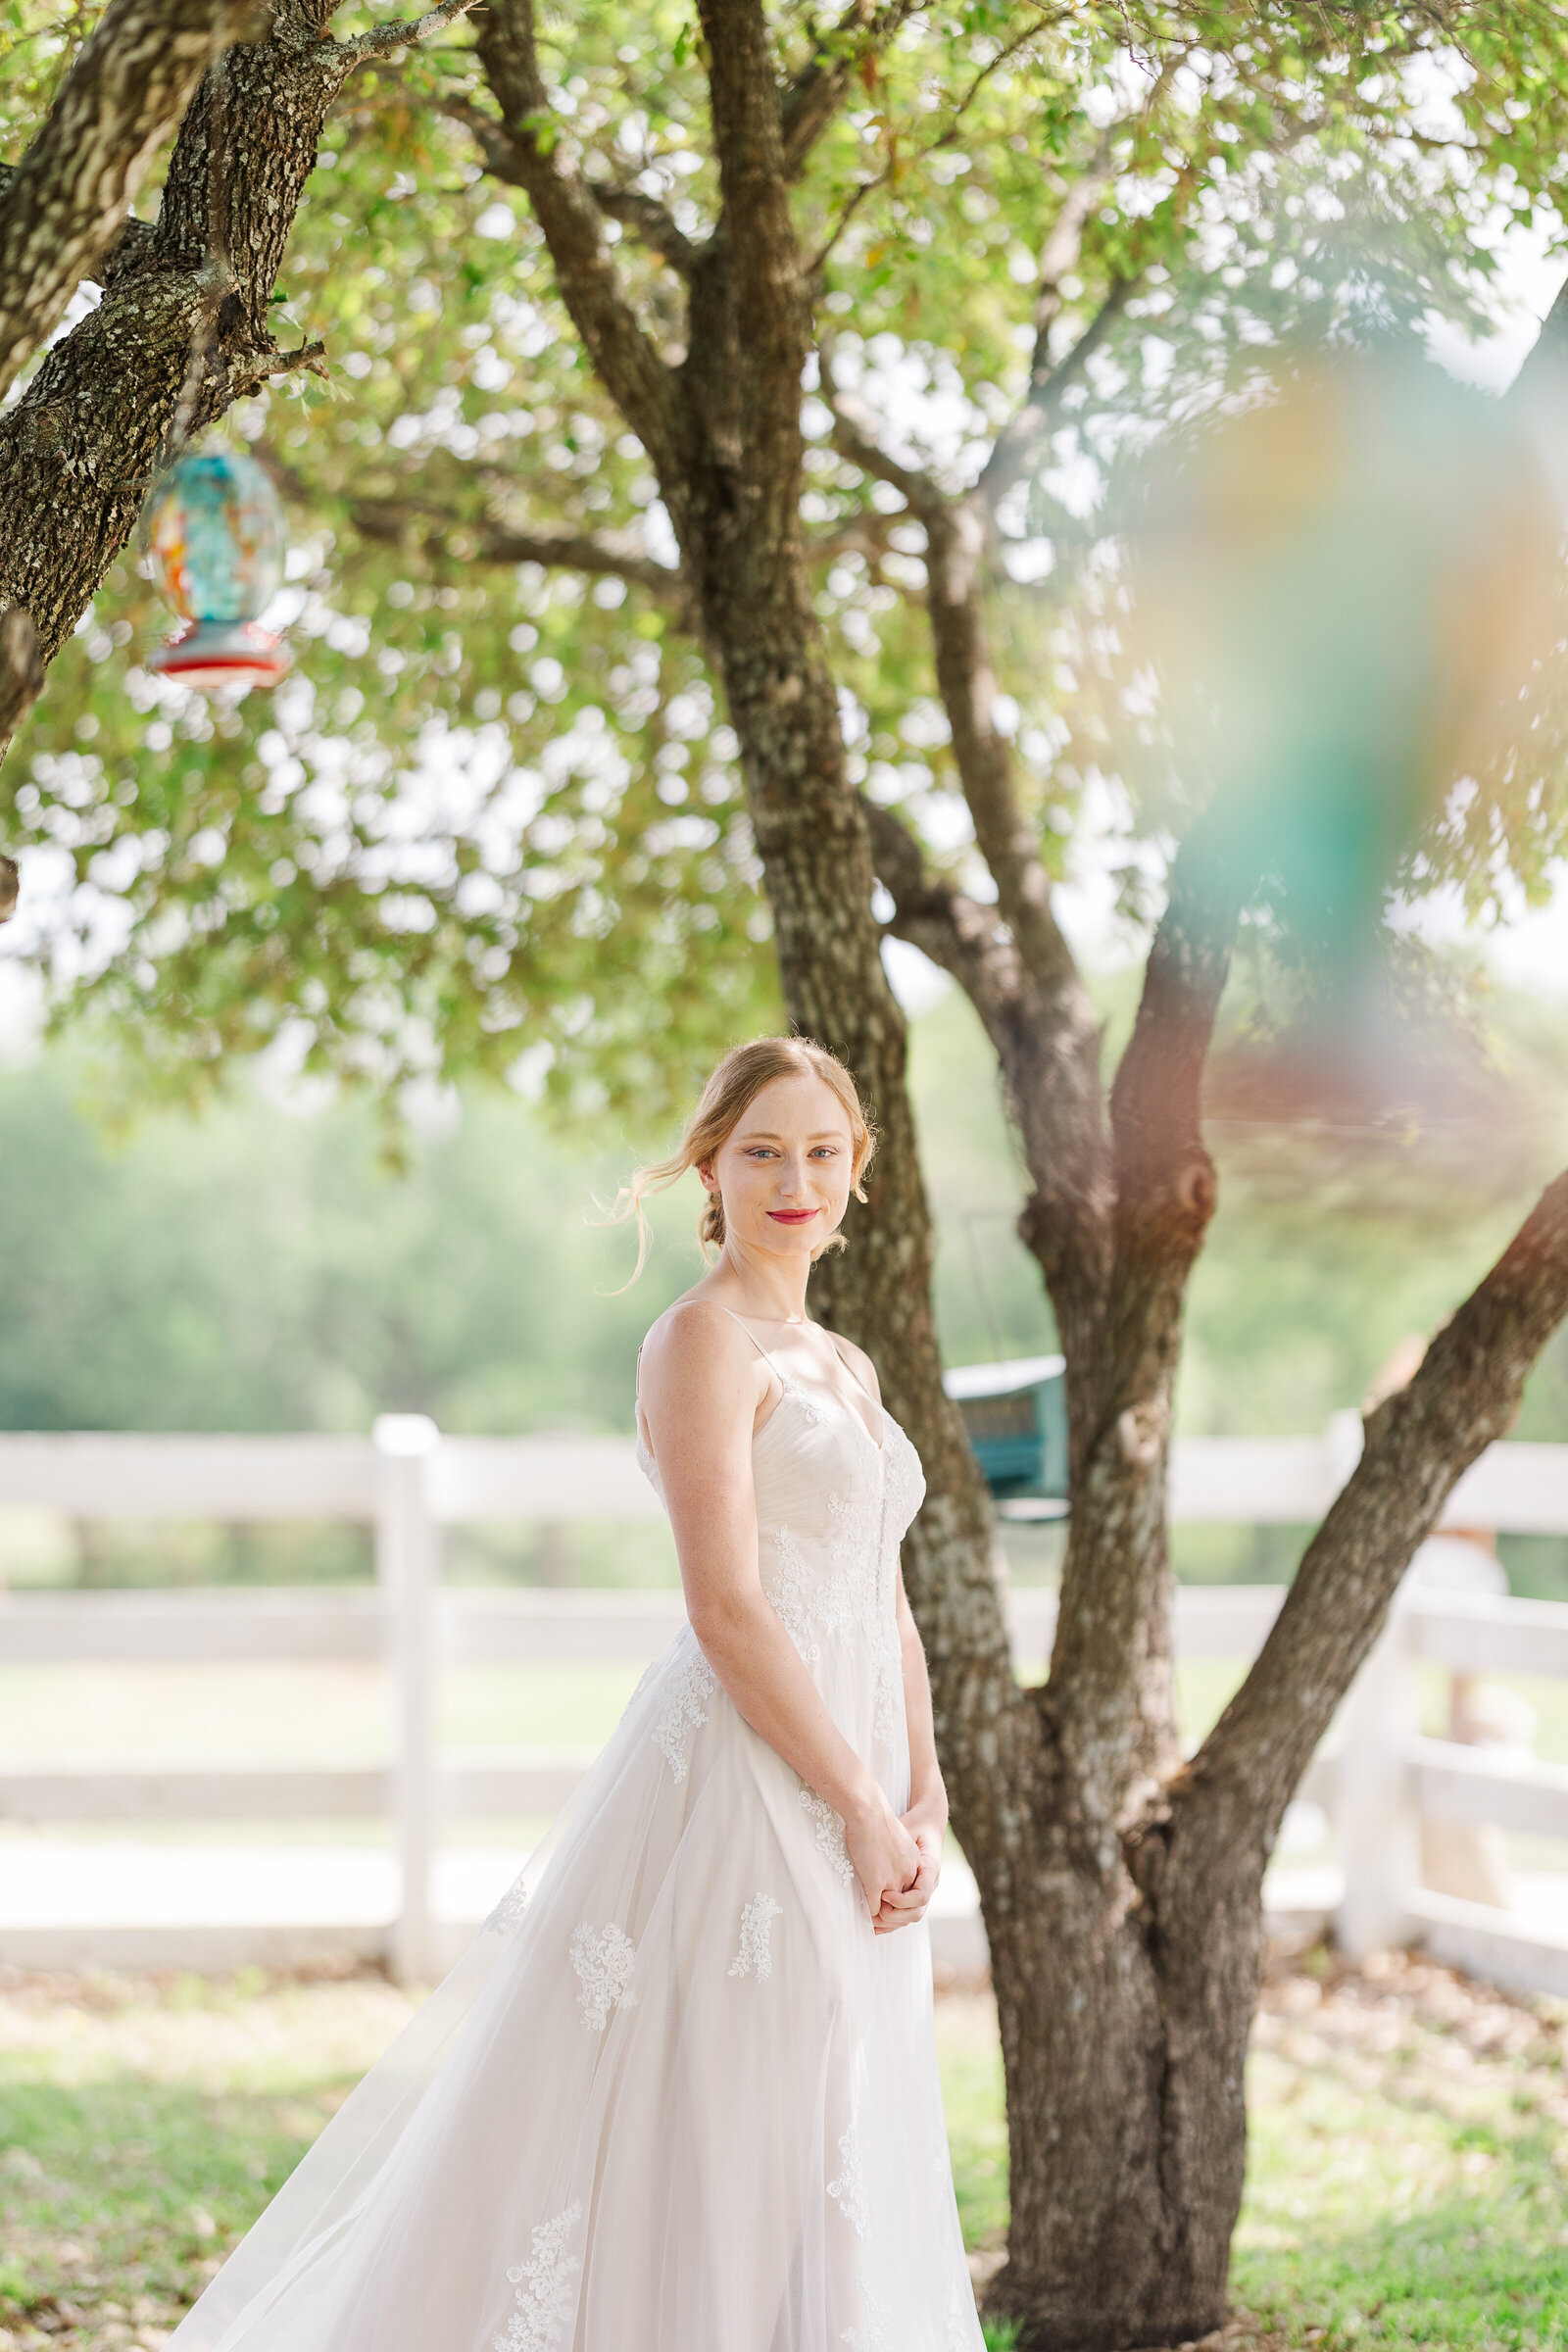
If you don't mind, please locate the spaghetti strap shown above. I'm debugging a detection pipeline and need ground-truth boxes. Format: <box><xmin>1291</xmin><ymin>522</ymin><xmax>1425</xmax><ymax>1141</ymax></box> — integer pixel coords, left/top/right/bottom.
<box><xmin>710</xmin><ymin>1302</ymin><xmax>782</xmax><ymax>1376</ymax></box>
<box><xmin>824</xmin><ymin>1329</ymin><xmax>879</xmax><ymax>1411</ymax></box>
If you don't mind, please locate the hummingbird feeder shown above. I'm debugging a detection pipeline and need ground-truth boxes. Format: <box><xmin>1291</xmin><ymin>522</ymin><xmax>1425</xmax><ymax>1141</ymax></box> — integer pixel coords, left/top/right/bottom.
<box><xmin>144</xmin><ymin>449</ymin><xmax>292</xmax><ymax>692</ymax></box>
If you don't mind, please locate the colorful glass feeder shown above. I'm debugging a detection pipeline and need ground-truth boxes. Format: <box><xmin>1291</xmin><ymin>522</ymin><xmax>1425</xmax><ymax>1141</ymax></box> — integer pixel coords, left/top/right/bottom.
<box><xmin>143</xmin><ymin>449</ymin><xmax>291</xmax><ymax>692</ymax></box>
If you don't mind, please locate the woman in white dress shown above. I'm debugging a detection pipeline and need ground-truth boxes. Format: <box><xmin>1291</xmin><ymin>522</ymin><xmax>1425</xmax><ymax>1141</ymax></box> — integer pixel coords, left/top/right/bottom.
<box><xmin>171</xmin><ymin>1035</ymin><xmax>984</xmax><ymax>2352</ymax></box>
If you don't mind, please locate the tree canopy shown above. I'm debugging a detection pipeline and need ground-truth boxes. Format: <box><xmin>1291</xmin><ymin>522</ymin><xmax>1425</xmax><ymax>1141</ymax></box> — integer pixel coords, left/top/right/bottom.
<box><xmin>4</xmin><ymin>0</ymin><xmax>1566</xmax><ymax>1121</ymax></box>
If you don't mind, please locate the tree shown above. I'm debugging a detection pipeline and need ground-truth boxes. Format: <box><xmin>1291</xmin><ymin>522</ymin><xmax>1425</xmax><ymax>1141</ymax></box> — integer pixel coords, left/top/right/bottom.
<box><xmin>5</xmin><ymin>5</ymin><xmax>1568</xmax><ymax>2346</ymax></box>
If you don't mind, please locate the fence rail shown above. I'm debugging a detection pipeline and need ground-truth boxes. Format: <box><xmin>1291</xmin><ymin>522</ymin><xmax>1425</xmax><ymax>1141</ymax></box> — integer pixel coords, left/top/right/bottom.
<box><xmin>4</xmin><ymin>1419</ymin><xmax>1568</xmax><ymax>1988</ymax></box>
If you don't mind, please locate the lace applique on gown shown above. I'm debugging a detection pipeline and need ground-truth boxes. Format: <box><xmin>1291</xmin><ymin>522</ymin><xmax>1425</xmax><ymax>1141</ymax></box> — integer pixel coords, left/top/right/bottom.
<box><xmin>166</xmin><ymin>1319</ymin><xmax>983</xmax><ymax>2352</ymax></box>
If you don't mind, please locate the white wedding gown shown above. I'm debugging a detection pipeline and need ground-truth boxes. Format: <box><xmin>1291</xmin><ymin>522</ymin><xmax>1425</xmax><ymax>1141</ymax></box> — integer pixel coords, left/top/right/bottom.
<box><xmin>170</xmin><ymin>1318</ymin><xmax>984</xmax><ymax>2352</ymax></box>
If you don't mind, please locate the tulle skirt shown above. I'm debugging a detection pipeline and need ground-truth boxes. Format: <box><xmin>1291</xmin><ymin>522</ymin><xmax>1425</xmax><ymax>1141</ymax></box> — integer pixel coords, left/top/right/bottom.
<box><xmin>170</xmin><ymin>1627</ymin><xmax>983</xmax><ymax>2352</ymax></box>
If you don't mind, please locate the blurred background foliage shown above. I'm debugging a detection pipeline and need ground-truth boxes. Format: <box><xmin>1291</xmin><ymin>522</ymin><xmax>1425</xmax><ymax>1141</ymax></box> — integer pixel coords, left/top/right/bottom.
<box><xmin>3</xmin><ymin>1</ymin><xmax>1568</xmax><ymax>1590</ymax></box>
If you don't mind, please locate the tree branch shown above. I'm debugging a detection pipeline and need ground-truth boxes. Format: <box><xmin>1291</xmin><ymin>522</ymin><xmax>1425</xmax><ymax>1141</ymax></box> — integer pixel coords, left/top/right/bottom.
<box><xmin>343</xmin><ymin>0</ymin><xmax>477</xmax><ymax>57</ymax></box>
<box><xmin>1177</xmin><ymin>1161</ymin><xmax>1568</xmax><ymax>1873</ymax></box>
<box><xmin>0</xmin><ymin>0</ymin><xmax>257</xmax><ymax>404</ymax></box>
<box><xmin>778</xmin><ymin>0</ymin><xmax>924</xmax><ymax>180</ymax></box>
<box><xmin>807</xmin><ymin>11</ymin><xmax>1069</xmax><ymax>280</ymax></box>
<box><xmin>862</xmin><ymin>796</ymin><xmax>1019</xmax><ymax>1015</ymax></box>
<box><xmin>0</xmin><ymin>0</ymin><xmax>427</xmax><ymax>695</ymax></box>
<box><xmin>808</xmin><ymin>505</ymin><xmax>902</xmax><ymax>568</ymax></box>
<box><xmin>441</xmin><ymin>80</ymin><xmax>700</xmax><ymax>288</ymax></box>
<box><xmin>933</xmin><ymin>10</ymin><xmax>1060</xmax><ymax>143</ymax></box>
<box><xmin>828</xmin><ymin>355</ymin><xmax>1115</xmax><ymax>1479</ymax></box>
<box><xmin>698</xmin><ymin>0</ymin><xmax>809</xmax><ymax>484</ymax></box>
<box><xmin>975</xmin><ymin>56</ymin><xmax>1204</xmax><ymax>518</ymax></box>
<box><xmin>918</xmin><ymin>495</ymin><xmax>1114</xmax><ymax>1557</ymax></box>
<box><xmin>808</xmin><ymin>168</ymin><xmax>884</xmax><ymax>279</ymax></box>
<box><xmin>825</xmin><ymin>377</ymin><xmax>943</xmax><ymax>511</ymax></box>
<box><xmin>349</xmin><ymin>491</ymin><xmax>698</xmax><ymax>617</ymax></box>
<box><xmin>1044</xmin><ymin>839</ymin><xmax>1243</xmax><ymax>1816</ymax></box>
<box><xmin>233</xmin><ymin>337</ymin><xmax>329</xmax><ymax>387</ymax></box>
<box><xmin>434</xmin><ymin>89</ymin><xmax>528</xmax><ymax>181</ymax></box>
<box><xmin>101</xmin><ymin>210</ymin><xmax>161</xmax><ymax>287</ymax></box>
<box><xmin>590</xmin><ymin>184</ymin><xmax>700</xmax><ymax>277</ymax></box>
<box><xmin>472</xmin><ymin>0</ymin><xmax>685</xmax><ymax>481</ymax></box>
<box><xmin>922</xmin><ymin>502</ymin><xmax>1074</xmax><ymax>991</ymax></box>
<box><xmin>1106</xmin><ymin>845</ymin><xmax>1238</xmax><ymax>1258</ymax></box>
<box><xmin>978</xmin><ymin>270</ymin><xmax>1136</xmax><ymax>514</ymax></box>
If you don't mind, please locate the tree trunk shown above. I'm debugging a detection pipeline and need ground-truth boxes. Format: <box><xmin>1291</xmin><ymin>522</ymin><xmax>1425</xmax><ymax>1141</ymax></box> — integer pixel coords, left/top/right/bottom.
<box><xmin>0</xmin><ymin>0</ymin><xmax>253</xmax><ymax>405</ymax></box>
<box><xmin>987</xmin><ymin>1872</ymin><xmax>1260</xmax><ymax>2349</ymax></box>
<box><xmin>0</xmin><ymin>8</ymin><xmax>351</xmax><ymax>690</ymax></box>
<box><xmin>475</xmin><ymin>0</ymin><xmax>1024</xmax><ymax>1888</ymax></box>
<box><xmin>682</xmin><ymin>0</ymin><xmax>1025</xmax><ymax>1870</ymax></box>
<box><xmin>982</xmin><ymin>1164</ymin><xmax>1568</xmax><ymax>2348</ymax></box>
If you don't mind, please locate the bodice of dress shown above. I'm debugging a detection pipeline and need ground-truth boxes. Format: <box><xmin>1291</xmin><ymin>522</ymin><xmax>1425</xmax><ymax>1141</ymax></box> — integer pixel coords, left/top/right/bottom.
<box><xmin>635</xmin><ymin>1367</ymin><xmax>926</xmax><ymax>1757</ymax></box>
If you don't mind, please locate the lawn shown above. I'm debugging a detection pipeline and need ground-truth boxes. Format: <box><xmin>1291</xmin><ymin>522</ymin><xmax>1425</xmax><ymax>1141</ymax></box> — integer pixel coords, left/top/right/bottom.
<box><xmin>1</xmin><ymin>1946</ymin><xmax>1565</xmax><ymax>2352</ymax></box>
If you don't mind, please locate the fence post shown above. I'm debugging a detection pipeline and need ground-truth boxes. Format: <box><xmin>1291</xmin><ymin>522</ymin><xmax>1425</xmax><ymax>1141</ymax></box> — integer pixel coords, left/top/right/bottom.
<box><xmin>1336</xmin><ymin>1596</ymin><xmax>1419</xmax><ymax>1958</ymax></box>
<box><xmin>1323</xmin><ymin>1407</ymin><xmax>1419</xmax><ymax>1958</ymax></box>
<box><xmin>374</xmin><ymin>1413</ymin><xmax>441</xmax><ymax>1984</ymax></box>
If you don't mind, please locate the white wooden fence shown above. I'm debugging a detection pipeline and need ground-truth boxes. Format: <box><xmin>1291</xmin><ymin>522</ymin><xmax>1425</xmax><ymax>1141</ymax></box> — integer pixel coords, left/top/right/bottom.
<box><xmin>3</xmin><ymin>1415</ymin><xmax>1568</xmax><ymax>1990</ymax></box>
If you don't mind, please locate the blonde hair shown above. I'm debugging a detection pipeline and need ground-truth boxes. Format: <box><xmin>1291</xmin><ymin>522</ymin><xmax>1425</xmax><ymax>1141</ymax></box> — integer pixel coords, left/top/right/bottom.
<box><xmin>612</xmin><ymin>1036</ymin><xmax>875</xmax><ymax>1285</ymax></box>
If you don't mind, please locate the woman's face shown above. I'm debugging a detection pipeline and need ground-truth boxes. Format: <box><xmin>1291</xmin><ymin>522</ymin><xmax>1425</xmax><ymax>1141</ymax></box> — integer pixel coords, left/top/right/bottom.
<box><xmin>703</xmin><ymin>1072</ymin><xmax>857</xmax><ymax>1265</ymax></box>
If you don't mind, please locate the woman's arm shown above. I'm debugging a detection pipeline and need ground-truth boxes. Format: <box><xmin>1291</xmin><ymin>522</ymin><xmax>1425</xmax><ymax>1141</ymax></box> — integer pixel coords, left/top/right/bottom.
<box><xmin>820</xmin><ymin>1333</ymin><xmax>948</xmax><ymax>1936</ymax></box>
<box><xmin>899</xmin><ymin>1573</ymin><xmax>945</xmax><ymax>1823</ymax></box>
<box><xmin>891</xmin><ymin>1571</ymin><xmax>948</xmax><ymax>1925</ymax></box>
<box><xmin>639</xmin><ymin>1300</ymin><xmax>920</xmax><ymax>1924</ymax></box>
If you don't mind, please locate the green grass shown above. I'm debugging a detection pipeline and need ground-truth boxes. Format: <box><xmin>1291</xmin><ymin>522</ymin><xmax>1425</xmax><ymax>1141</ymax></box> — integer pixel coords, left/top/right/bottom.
<box><xmin>1232</xmin><ymin>1954</ymin><xmax>1568</xmax><ymax>2352</ymax></box>
<box><xmin>4</xmin><ymin>1954</ymin><xmax>1568</xmax><ymax>2350</ymax></box>
<box><xmin>937</xmin><ymin>1993</ymin><xmax>1010</xmax><ymax>2255</ymax></box>
<box><xmin>0</xmin><ymin>1972</ymin><xmax>411</xmax><ymax>2348</ymax></box>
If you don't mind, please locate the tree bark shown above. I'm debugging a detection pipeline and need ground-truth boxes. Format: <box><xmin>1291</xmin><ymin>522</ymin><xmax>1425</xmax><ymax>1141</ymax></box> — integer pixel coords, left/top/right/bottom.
<box><xmin>0</xmin><ymin>0</ymin><xmax>259</xmax><ymax>406</ymax></box>
<box><xmin>0</xmin><ymin>0</ymin><xmax>470</xmax><ymax>773</ymax></box>
<box><xmin>0</xmin><ymin>607</ymin><xmax>44</xmax><ymax>780</ymax></box>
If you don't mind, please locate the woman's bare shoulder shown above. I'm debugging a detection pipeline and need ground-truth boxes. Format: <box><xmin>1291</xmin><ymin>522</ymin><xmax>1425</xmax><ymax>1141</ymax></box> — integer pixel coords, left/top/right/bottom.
<box><xmin>640</xmin><ymin>1294</ymin><xmax>756</xmax><ymax>1387</ymax></box>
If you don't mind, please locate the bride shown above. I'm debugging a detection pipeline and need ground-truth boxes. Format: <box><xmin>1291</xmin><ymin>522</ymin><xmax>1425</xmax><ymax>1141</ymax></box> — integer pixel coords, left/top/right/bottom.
<box><xmin>171</xmin><ymin>1035</ymin><xmax>983</xmax><ymax>2352</ymax></box>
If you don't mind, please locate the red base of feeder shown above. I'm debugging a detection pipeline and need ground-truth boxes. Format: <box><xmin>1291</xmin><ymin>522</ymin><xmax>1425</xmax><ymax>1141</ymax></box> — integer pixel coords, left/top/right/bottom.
<box><xmin>149</xmin><ymin>620</ymin><xmax>291</xmax><ymax>692</ymax></box>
